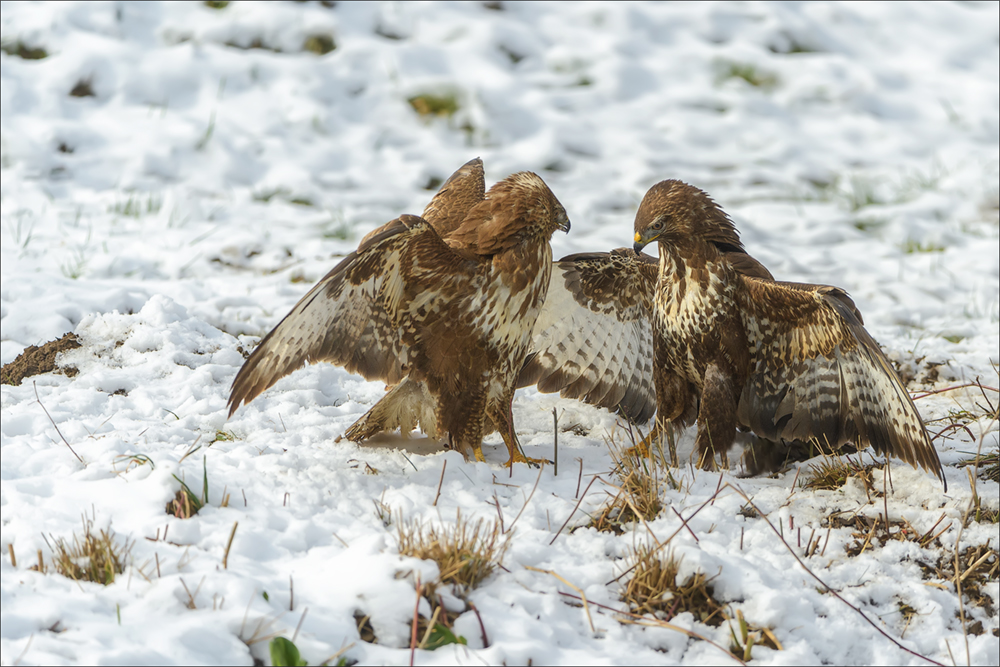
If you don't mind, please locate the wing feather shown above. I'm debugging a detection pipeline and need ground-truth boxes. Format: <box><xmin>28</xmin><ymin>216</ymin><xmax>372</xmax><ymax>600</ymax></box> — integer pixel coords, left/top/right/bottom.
<box><xmin>736</xmin><ymin>278</ymin><xmax>944</xmax><ymax>483</ymax></box>
<box><xmin>518</xmin><ymin>249</ymin><xmax>658</xmax><ymax>422</ymax></box>
<box><xmin>423</xmin><ymin>157</ymin><xmax>486</xmax><ymax>237</ymax></box>
<box><xmin>228</xmin><ymin>215</ymin><xmax>452</xmax><ymax>415</ymax></box>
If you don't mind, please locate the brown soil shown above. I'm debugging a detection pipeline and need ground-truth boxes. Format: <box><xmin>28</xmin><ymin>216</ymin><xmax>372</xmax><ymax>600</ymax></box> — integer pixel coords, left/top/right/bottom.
<box><xmin>1</xmin><ymin>333</ymin><xmax>81</xmax><ymax>386</ymax></box>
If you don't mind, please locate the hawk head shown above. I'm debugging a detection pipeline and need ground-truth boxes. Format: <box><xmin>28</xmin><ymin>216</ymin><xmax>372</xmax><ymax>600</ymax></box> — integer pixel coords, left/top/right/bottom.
<box><xmin>632</xmin><ymin>180</ymin><xmax>743</xmax><ymax>254</ymax></box>
<box><xmin>450</xmin><ymin>171</ymin><xmax>570</xmax><ymax>254</ymax></box>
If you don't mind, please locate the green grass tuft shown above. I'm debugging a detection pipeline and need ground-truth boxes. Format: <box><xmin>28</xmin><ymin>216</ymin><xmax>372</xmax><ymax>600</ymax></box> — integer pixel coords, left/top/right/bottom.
<box><xmin>901</xmin><ymin>239</ymin><xmax>946</xmax><ymax>254</ymax></box>
<box><xmin>303</xmin><ymin>34</ymin><xmax>336</xmax><ymax>55</ymax></box>
<box><xmin>408</xmin><ymin>93</ymin><xmax>460</xmax><ymax>118</ymax></box>
<box><xmin>716</xmin><ymin>61</ymin><xmax>778</xmax><ymax>89</ymax></box>
<box><xmin>1</xmin><ymin>38</ymin><xmax>48</xmax><ymax>59</ymax></box>
<box><xmin>110</xmin><ymin>193</ymin><xmax>162</xmax><ymax>218</ymax></box>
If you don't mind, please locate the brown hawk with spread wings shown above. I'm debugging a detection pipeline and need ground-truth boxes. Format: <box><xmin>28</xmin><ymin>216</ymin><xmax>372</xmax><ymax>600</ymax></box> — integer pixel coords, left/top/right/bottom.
<box><xmin>227</xmin><ymin>161</ymin><xmax>570</xmax><ymax>464</ymax></box>
<box><xmin>342</xmin><ymin>158</ymin><xmax>538</xmax><ymax>462</ymax></box>
<box><xmin>519</xmin><ymin>180</ymin><xmax>944</xmax><ymax>484</ymax></box>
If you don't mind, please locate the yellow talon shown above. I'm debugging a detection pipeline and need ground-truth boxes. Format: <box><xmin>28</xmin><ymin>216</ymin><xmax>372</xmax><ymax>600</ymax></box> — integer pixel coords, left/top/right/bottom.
<box><xmin>503</xmin><ymin>449</ymin><xmax>551</xmax><ymax>469</ymax></box>
<box><xmin>624</xmin><ymin>423</ymin><xmax>660</xmax><ymax>459</ymax></box>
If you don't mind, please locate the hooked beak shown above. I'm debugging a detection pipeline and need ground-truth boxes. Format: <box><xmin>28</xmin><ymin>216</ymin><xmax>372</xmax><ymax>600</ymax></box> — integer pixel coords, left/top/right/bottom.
<box><xmin>558</xmin><ymin>216</ymin><xmax>571</xmax><ymax>233</ymax></box>
<box><xmin>633</xmin><ymin>231</ymin><xmax>650</xmax><ymax>254</ymax></box>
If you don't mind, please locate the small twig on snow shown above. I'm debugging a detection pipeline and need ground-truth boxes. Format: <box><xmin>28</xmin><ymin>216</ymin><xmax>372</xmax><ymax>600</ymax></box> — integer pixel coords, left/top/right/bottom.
<box><xmin>727</xmin><ymin>483</ymin><xmax>943</xmax><ymax>666</ymax></box>
<box><xmin>33</xmin><ymin>381</ymin><xmax>83</xmax><ymax>464</ymax></box>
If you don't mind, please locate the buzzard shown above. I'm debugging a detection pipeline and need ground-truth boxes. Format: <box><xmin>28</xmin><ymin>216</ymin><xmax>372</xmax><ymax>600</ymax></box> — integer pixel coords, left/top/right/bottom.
<box><xmin>519</xmin><ymin>180</ymin><xmax>944</xmax><ymax>484</ymax></box>
<box><xmin>227</xmin><ymin>163</ymin><xmax>571</xmax><ymax>464</ymax></box>
<box><xmin>343</xmin><ymin>158</ymin><xmax>537</xmax><ymax>462</ymax></box>
<box><xmin>346</xmin><ymin>163</ymin><xmax>769</xmax><ymax>457</ymax></box>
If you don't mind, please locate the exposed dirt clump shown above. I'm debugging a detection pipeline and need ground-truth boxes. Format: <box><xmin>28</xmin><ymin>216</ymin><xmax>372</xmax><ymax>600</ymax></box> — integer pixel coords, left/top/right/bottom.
<box><xmin>1</xmin><ymin>333</ymin><xmax>81</xmax><ymax>386</ymax></box>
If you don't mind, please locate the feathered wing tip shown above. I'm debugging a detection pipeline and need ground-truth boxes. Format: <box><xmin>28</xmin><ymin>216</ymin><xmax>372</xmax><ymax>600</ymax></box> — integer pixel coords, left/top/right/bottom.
<box><xmin>737</xmin><ymin>278</ymin><xmax>945</xmax><ymax>487</ymax></box>
<box><xmin>227</xmin><ymin>215</ymin><xmax>432</xmax><ymax>418</ymax></box>
<box><xmin>840</xmin><ymin>313</ymin><xmax>945</xmax><ymax>486</ymax></box>
<box><xmin>517</xmin><ymin>249</ymin><xmax>659</xmax><ymax>423</ymax></box>
<box><xmin>422</xmin><ymin>157</ymin><xmax>486</xmax><ymax>236</ymax></box>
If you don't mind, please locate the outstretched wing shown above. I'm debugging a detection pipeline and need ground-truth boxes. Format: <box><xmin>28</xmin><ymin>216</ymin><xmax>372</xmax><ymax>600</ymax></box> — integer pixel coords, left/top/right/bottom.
<box><xmin>229</xmin><ymin>215</ymin><xmax>445</xmax><ymax>416</ymax></box>
<box><xmin>518</xmin><ymin>246</ymin><xmax>774</xmax><ymax>423</ymax></box>
<box><xmin>736</xmin><ymin>278</ymin><xmax>944</xmax><ymax>484</ymax></box>
<box><xmin>517</xmin><ymin>249</ymin><xmax>659</xmax><ymax>422</ymax></box>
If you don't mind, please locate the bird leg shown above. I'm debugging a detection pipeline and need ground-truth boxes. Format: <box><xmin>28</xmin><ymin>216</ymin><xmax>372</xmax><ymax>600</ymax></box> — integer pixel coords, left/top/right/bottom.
<box><xmin>695</xmin><ymin>364</ymin><xmax>739</xmax><ymax>471</ymax></box>
<box><xmin>634</xmin><ymin>371</ymin><xmax>690</xmax><ymax>465</ymax></box>
<box><xmin>440</xmin><ymin>388</ymin><xmax>489</xmax><ymax>462</ymax></box>
<box><xmin>488</xmin><ymin>395</ymin><xmax>549</xmax><ymax>468</ymax></box>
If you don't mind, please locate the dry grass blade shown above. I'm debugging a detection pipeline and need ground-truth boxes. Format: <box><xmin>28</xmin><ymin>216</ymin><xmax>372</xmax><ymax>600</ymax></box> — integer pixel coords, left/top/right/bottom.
<box><xmin>40</xmin><ymin>514</ymin><xmax>132</xmax><ymax>585</ymax></box>
<box><xmin>827</xmin><ymin>511</ymin><xmax>947</xmax><ymax>556</ymax></box>
<box><xmin>222</xmin><ymin>521</ymin><xmax>238</xmax><ymax>569</ymax></box>
<box><xmin>727</xmin><ymin>607</ymin><xmax>783</xmax><ymax>661</ymax></box>
<box><xmin>166</xmin><ymin>477</ymin><xmax>203</xmax><ymax>518</ymax></box>
<box><xmin>559</xmin><ymin>591</ymin><xmax>746</xmax><ymax>666</ymax></box>
<box><xmin>550</xmin><ymin>475</ymin><xmax>600</xmax><ymax>545</ymax></box>
<box><xmin>957</xmin><ymin>450</ymin><xmax>999</xmax><ymax>485</ymax></box>
<box><xmin>590</xmin><ymin>429</ymin><xmax>667</xmax><ymax>534</ymax></box>
<box><xmin>354</xmin><ymin>612</ymin><xmax>378</xmax><ymax>644</ymax></box>
<box><xmin>396</xmin><ymin>511</ymin><xmax>509</xmax><ymax>591</ymax></box>
<box><xmin>919</xmin><ymin>542</ymin><xmax>998</xmax><ymax>625</ymax></box>
<box><xmin>727</xmin><ymin>483</ymin><xmax>944</xmax><ymax>666</ymax></box>
<box><xmin>910</xmin><ymin>380</ymin><xmax>1000</xmax><ymax>401</ymax></box>
<box><xmin>620</xmin><ymin>545</ymin><xmax>726</xmax><ymax>627</ymax></box>
<box><xmin>803</xmin><ymin>455</ymin><xmax>881</xmax><ymax>492</ymax></box>
<box><xmin>525</xmin><ymin>566</ymin><xmax>595</xmax><ymax>633</ymax></box>
<box><xmin>33</xmin><ymin>381</ymin><xmax>84</xmax><ymax>464</ymax></box>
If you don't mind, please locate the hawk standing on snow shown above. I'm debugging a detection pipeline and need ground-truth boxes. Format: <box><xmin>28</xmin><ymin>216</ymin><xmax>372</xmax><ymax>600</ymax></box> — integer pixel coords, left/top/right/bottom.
<box><xmin>227</xmin><ymin>162</ymin><xmax>570</xmax><ymax>465</ymax></box>
<box><xmin>520</xmin><ymin>180</ymin><xmax>944</xmax><ymax>484</ymax></box>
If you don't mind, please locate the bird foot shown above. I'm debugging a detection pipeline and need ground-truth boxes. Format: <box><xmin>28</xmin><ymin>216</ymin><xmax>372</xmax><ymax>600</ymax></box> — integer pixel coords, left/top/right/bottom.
<box><xmin>503</xmin><ymin>450</ymin><xmax>551</xmax><ymax>468</ymax></box>
<box><xmin>623</xmin><ymin>424</ymin><xmax>660</xmax><ymax>460</ymax></box>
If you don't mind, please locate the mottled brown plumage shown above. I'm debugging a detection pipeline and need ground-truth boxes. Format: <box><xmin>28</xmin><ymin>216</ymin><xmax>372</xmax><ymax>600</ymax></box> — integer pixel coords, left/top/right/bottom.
<box><xmin>345</xmin><ymin>158</ymin><xmax>487</xmax><ymax>444</ymax></box>
<box><xmin>343</xmin><ymin>158</ymin><xmax>537</xmax><ymax>459</ymax></box>
<box><xmin>517</xmin><ymin>224</ymin><xmax>772</xmax><ymax>423</ymax></box>
<box><xmin>228</xmin><ymin>165</ymin><xmax>570</xmax><ymax>463</ymax></box>
<box><xmin>630</xmin><ymin>180</ymin><xmax>944</xmax><ymax>484</ymax></box>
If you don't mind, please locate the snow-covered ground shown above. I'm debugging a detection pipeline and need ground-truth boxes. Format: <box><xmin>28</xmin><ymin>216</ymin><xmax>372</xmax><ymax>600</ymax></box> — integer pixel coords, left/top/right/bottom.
<box><xmin>1</xmin><ymin>2</ymin><xmax>998</xmax><ymax>665</ymax></box>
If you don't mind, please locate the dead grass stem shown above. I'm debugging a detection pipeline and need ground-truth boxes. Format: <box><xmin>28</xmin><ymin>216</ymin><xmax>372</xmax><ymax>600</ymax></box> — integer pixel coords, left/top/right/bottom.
<box><xmin>803</xmin><ymin>455</ymin><xmax>882</xmax><ymax>493</ymax></box>
<box><xmin>37</xmin><ymin>514</ymin><xmax>132</xmax><ymax>585</ymax></box>
<box><xmin>620</xmin><ymin>544</ymin><xmax>726</xmax><ymax>626</ymax></box>
<box><xmin>396</xmin><ymin>511</ymin><xmax>509</xmax><ymax>591</ymax></box>
<box><xmin>590</xmin><ymin>427</ymin><xmax>670</xmax><ymax>534</ymax></box>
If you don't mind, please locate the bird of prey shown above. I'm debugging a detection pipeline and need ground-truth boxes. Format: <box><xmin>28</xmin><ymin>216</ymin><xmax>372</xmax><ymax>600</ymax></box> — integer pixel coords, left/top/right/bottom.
<box><xmin>519</xmin><ymin>180</ymin><xmax>944</xmax><ymax>484</ymax></box>
<box><xmin>518</xmin><ymin>241</ymin><xmax>772</xmax><ymax>425</ymax></box>
<box><xmin>343</xmin><ymin>158</ymin><xmax>539</xmax><ymax>463</ymax></box>
<box><xmin>347</xmin><ymin>162</ymin><xmax>769</xmax><ymax>458</ymax></box>
<box><xmin>343</xmin><ymin>158</ymin><xmax>486</xmax><ymax>446</ymax></box>
<box><xmin>227</xmin><ymin>162</ymin><xmax>571</xmax><ymax>464</ymax></box>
